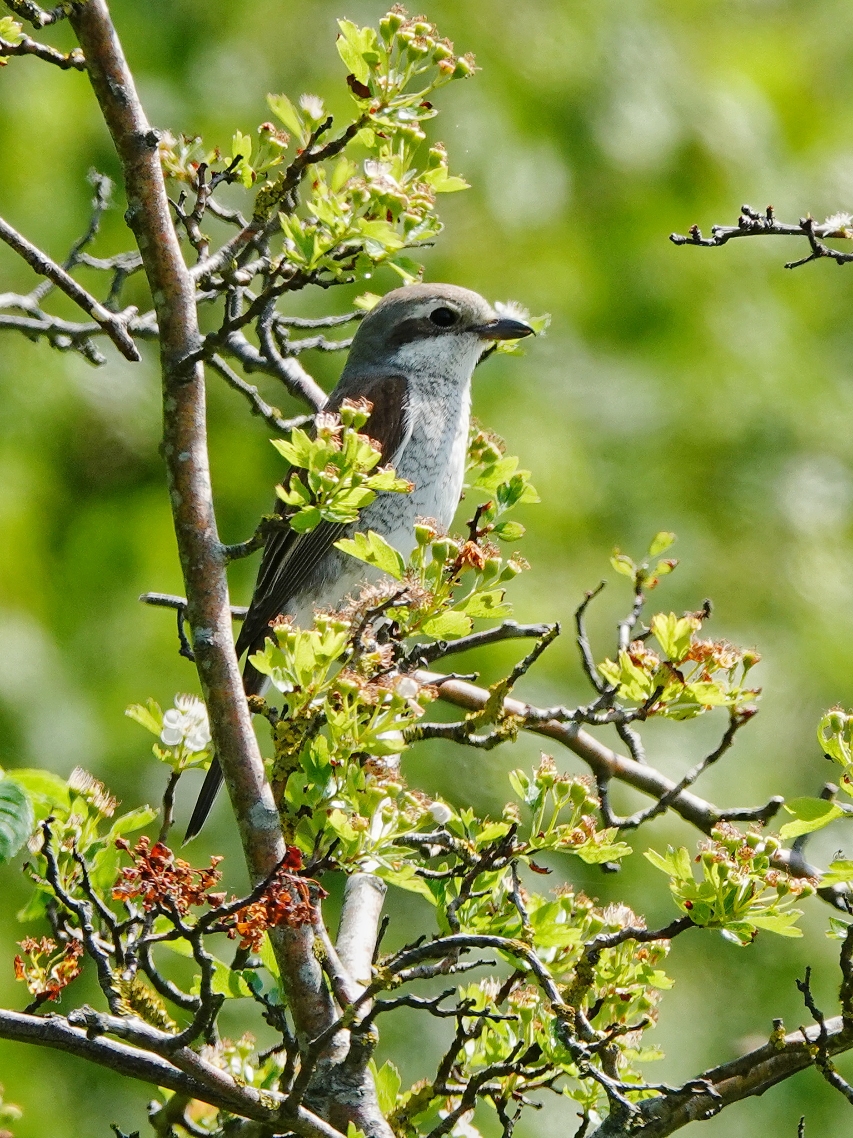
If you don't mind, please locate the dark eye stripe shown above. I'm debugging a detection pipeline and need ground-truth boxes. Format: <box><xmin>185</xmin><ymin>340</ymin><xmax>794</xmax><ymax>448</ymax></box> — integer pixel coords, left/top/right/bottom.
<box><xmin>387</xmin><ymin>313</ymin><xmax>464</xmax><ymax>348</ymax></box>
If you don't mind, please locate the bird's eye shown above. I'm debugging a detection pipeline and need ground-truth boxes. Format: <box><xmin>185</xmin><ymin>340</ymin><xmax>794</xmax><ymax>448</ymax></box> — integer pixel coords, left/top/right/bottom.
<box><xmin>429</xmin><ymin>306</ymin><xmax>458</xmax><ymax>328</ymax></box>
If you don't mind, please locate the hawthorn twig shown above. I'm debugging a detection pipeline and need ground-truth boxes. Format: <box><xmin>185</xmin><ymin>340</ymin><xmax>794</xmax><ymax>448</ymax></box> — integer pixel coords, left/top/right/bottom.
<box><xmin>671</xmin><ymin>204</ymin><xmax>853</xmax><ymax>270</ymax></box>
<box><xmin>208</xmin><ymin>352</ymin><xmax>313</xmax><ymax>433</ymax></box>
<box><xmin>0</xmin><ymin>214</ymin><xmax>140</xmax><ymax>360</ymax></box>
<box><xmin>0</xmin><ymin>31</ymin><xmax>84</xmax><ymax>67</ymax></box>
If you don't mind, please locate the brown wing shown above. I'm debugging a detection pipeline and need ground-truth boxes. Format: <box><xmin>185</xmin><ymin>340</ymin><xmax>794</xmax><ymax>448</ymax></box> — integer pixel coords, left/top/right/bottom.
<box><xmin>234</xmin><ymin>372</ymin><xmax>411</xmax><ymax>659</ymax></box>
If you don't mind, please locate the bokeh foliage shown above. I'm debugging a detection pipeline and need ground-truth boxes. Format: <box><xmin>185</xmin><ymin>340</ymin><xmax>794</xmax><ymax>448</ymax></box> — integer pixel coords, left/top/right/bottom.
<box><xmin>3</xmin><ymin>0</ymin><xmax>853</xmax><ymax>1134</ymax></box>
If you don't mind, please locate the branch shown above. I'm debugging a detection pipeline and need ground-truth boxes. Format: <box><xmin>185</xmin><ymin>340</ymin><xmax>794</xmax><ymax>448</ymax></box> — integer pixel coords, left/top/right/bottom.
<box><xmin>0</xmin><ymin>33</ymin><xmax>85</xmax><ymax>68</ymax></box>
<box><xmin>416</xmin><ymin>669</ymin><xmax>844</xmax><ymax>903</ymax></box>
<box><xmin>403</xmin><ymin>621</ymin><xmax>556</xmax><ymax>670</ymax></box>
<box><xmin>589</xmin><ymin>1017</ymin><xmax>853</xmax><ymax>1138</ymax></box>
<box><xmin>0</xmin><ymin>1010</ymin><xmax>346</xmax><ymax>1138</ymax></box>
<box><xmin>0</xmin><ymin>214</ymin><xmax>140</xmax><ymax>360</ymax></box>
<box><xmin>3</xmin><ymin>0</ymin><xmax>69</xmax><ymax>26</ymax></box>
<box><xmin>207</xmin><ymin>352</ymin><xmax>313</xmax><ymax>434</ymax></box>
<box><xmin>670</xmin><ymin>204</ymin><xmax>853</xmax><ymax>270</ymax></box>
<box><xmin>67</xmin><ymin>6</ymin><xmax>389</xmax><ymax>1134</ymax></box>
<box><xmin>336</xmin><ymin>874</ymin><xmax>387</xmax><ymax>998</ymax></box>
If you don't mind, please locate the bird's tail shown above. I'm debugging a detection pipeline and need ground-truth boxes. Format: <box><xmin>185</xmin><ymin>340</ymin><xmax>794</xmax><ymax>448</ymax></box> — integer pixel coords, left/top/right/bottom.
<box><xmin>183</xmin><ymin>655</ymin><xmax>266</xmax><ymax>843</ymax></box>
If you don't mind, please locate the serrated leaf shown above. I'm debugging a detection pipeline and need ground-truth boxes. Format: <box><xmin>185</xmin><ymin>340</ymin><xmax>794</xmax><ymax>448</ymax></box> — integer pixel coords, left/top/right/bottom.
<box><xmin>289</xmin><ymin>506</ymin><xmax>322</xmax><ymax>533</ymax></box>
<box><xmin>373</xmin><ymin>1059</ymin><xmax>402</xmax><ymax>1116</ymax></box>
<box><xmin>779</xmin><ymin>797</ymin><xmax>844</xmax><ymax>839</ymax></box>
<box><xmin>336</xmin><ymin>19</ymin><xmax>373</xmax><ymax>84</ymax></box>
<box><xmin>0</xmin><ymin>778</ymin><xmax>33</xmax><ymax>864</ymax></box>
<box><xmin>645</xmin><ymin>846</ymin><xmax>693</xmax><ymax>882</ymax></box>
<box><xmin>334</xmin><ymin>530</ymin><xmax>405</xmax><ymax>580</ymax></box>
<box><xmin>749</xmin><ymin>911</ymin><xmax>803</xmax><ymax>937</ymax></box>
<box><xmin>421</xmin><ymin>611</ymin><xmax>473</xmax><ymax>639</ymax></box>
<box><xmin>125</xmin><ymin>699</ymin><xmax>163</xmax><ymax>737</ymax></box>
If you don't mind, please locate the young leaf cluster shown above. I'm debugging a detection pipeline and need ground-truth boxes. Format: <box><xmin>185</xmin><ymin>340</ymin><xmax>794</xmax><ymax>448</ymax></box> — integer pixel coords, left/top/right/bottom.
<box><xmin>646</xmin><ymin>823</ymin><xmax>814</xmax><ymax>945</ymax></box>
<box><xmin>272</xmin><ymin>398</ymin><xmax>413</xmax><ymax>533</ymax></box>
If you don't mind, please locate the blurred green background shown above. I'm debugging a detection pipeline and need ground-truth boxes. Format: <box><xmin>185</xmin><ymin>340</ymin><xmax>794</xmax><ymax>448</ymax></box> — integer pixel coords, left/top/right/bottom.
<box><xmin>3</xmin><ymin>0</ymin><xmax>853</xmax><ymax>1133</ymax></box>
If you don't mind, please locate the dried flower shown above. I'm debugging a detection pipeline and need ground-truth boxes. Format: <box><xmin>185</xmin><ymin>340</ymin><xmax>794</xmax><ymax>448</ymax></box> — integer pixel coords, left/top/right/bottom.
<box><xmin>68</xmin><ymin>768</ymin><xmax>117</xmax><ymax>817</ymax></box>
<box><xmin>113</xmin><ymin>836</ymin><xmax>223</xmax><ymax>914</ymax></box>
<box><xmin>14</xmin><ymin>937</ymin><xmax>83</xmax><ymax>1004</ymax></box>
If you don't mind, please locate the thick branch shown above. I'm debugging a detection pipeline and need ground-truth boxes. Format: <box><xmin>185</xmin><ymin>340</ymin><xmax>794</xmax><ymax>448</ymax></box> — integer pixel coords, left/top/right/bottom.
<box><xmin>67</xmin><ymin>5</ymin><xmax>389</xmax><ymax>1134</ymax></box>
<box><xmin>0</xmin><ymin>1008</ymin><xmax>345</xmax><ymax>1137</ymax></box>
<box><xmin>67</xmin><ymin>0</ymin><xmax>338</xmax><ymax>1055</ymax></box>
<box><xmin>336</xmin><ymin>874</ymin><xmax>387</xmax><ymax>998</ymax></box>
<box><xmin>590</xmin><ymin>1017</ymin><xmax>853</xmax><ymax>1137</ymax></box>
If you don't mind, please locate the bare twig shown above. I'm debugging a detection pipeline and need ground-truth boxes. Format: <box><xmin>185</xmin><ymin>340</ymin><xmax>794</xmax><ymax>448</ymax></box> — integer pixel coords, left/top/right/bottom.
<box><xmin>208</xmin><ymin>352</ymin><xmax>313</xmax><ymax>434</ymax></box>
<box><xmin>0</xmin><ymin>214</ymin><xmax>140</xmax><ymax>360</ymax></box>
<box><xmin>3</xmin><ymin>0</ymin><xmax>69</xmax><ymax>26</ymax></box>
<box><xmin>0</xmin><ymin>32</ymin><xmax>85</xmax><ymax>68</ymax></box>
<box><xmin>671</xmin><ymin>204</ymin><xmax>853</xmax><ymax>270</ymax></box>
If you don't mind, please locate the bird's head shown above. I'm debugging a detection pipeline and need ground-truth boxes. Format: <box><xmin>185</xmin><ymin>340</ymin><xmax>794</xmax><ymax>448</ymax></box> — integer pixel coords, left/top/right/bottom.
<box><xmin>343</xmin><ymin>283</ymin><xmax>534</xmax><ymax>381</ymax></box>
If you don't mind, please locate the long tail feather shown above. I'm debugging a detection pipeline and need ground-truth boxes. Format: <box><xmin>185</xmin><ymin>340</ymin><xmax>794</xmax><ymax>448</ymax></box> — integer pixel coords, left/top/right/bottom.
<box><xmin>183</xmin><ymin>652</ymin><xmax>267</xmax><ymax>843</ymax></box>
<box><xmin>183</xmin><ymin>758</ymin><xmax>223</xmax><ymax>842</ymax></box>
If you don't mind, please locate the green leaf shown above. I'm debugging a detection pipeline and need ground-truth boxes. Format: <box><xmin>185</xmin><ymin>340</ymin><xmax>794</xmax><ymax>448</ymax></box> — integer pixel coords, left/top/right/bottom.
<box><xmin>575</xmin><ymin>838</ymin><xmax>633</xmax><ymax>864</ymax></box>
<box><xmin>125</xmin><ymin>699</ymin><xmax>163</xmax><ymax>737</ymax></box>
<box><xmin>258</xmin><ymin>932</ymin><xmax>281</xmax><ymax>979</ymax></box>
<box><xmin>492</xmin><ymin>520</ymin><xmax>525</xmax><ymax>542</ymax></box>
<box><xmin>749</xmin><ymin>911</ymin><xmax>803</xmax><ymax>937</ymax></box>
<box><xmin>0</xmin><ymin>778</ymin><xmax>33</xmax><ymax>864</ymax></box>
<box><xmin>475</xmin><ymin>821</ymin><xmax>511</xmax><ymax>846</ymax></box>
<box><xmin>651</xmin><ymin>613</ymin><xmax>695</xmax><ymax>662</ymax></box>
<box><xmin>0</xmin><ymin>17</ymin><xmax>23</xmax><ymax>44</ymax></box>
<box><xmin>649</xmin><ymin>531</ymin><xmax>676</xmax><ymax>557</ymax></box>
<box><xmin>188</xmin><ymin>956</ymin><xmax>253</xmax><ymax>999</ymax></box>
<box><xmin>779</xmin><ymin>797</ymin><xmax>844</xmax><ymax>839</ymax></box>
<box><xmin>645</xmin><ymin>846</ymin><xmax>693</xmax><ymax>882</ymax></box>
<box><xmin>373</xmin><ymin>1060</ymin><xmax>402</xmax><ymax>1116</ymax></box>
<box><xmin>271</xmin><ymin>429</ymin><xmax>315</xmax><ymax>468</ymax></box>
<box><xmin>289</xmin><ymin>506</ymin><xmax>322</xmax><ymax>533</ymax></box>
<box><xmin>5</xmin><ymin>768</ymin><xmax>69</xmax><ymax>821</ymax></box>
<box><xmin>267</xmin><ymin>92</ymin><xmax>302</xmax><ymax>135</ymax></box>
<box><xmin>461</xmin><ymin>590</ymin><xmax>512</xmax><ymax>619</ymax></box>
<box><xmin>336</xmin><ymin>19</ymin><xmax>377</xmax><ymax>84</ymax></box>
<box><xmin>375</xmin><ymin>862</ymin><xmax>438</xmax><ymax>903</ymax></box>
<box><xmin>610</xmin><ymin>552</ymin><xmax>635</xmax><ymax>577</ymax></box>
<box><xmin>421</xmin><ymin>166</ymin><xmax>470</xmax><ymax>193</ymax></box>
<box><xmin>107</xmin><ymin>805</ymin><xmax>158</xmax><ymax>840</ymax></box>
<box><xmin>823</xmin><ymin>859</ymin><xmax>853</xmax><ymax>885</ymax></box>
<box><xmin>334</xmin><ymin>530</ymin><xmax>405</xmax><ymax>580</ymax></box>
<box><xmin>421</xmin><ymin>611</ymin><xmax>473</xmax><ymax>639</ymax></box>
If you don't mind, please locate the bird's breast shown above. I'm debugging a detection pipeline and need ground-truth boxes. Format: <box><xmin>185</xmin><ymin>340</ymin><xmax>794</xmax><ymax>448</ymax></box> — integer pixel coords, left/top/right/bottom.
<box><xmin>361</xmin><ymin>382</ymin><xmax>471</xmax><ymax>557</ymax></box>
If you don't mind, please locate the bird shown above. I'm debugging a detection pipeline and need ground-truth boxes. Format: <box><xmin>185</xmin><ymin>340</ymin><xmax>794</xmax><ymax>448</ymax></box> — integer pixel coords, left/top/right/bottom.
<box><xmin>184</xmin><ymin>282</ymin><xmax>534</xmax><ymax>840</ymax></box>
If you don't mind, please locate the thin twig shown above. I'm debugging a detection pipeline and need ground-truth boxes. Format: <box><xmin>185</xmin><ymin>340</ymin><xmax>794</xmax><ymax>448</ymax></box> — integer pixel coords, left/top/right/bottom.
<box><xmin>0</xmin><ymin>32</ymin><xmax>85</xmax><ymax>68</ymax></box>
<box><xmin>0</xmin><ymin>214</ymin><xmax>140</xmax><ymax>360</ymax></box>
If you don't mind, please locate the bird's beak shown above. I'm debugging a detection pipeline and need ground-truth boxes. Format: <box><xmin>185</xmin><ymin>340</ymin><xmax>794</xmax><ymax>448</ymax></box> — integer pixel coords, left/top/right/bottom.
<box><xmin>472</xmin><ymin>316</ymin><xmax>535</xmax><ymax>341</ymax></box>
